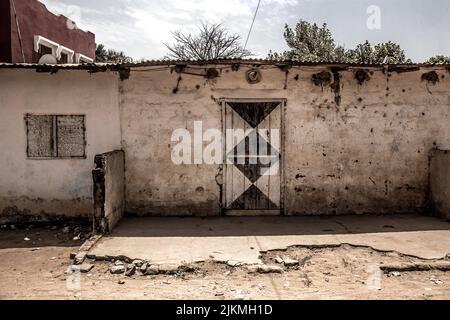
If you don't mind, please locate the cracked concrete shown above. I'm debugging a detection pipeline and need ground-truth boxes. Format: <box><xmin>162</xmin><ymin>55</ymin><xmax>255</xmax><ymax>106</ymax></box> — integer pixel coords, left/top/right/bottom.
<box><xmin>87</xmin><ymin>214</ymin><xmax>450</xmax><ymax>266</ymax></box>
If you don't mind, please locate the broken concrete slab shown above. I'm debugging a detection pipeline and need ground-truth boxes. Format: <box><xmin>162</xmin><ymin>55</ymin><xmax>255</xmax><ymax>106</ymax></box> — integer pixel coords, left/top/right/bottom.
<box><xmin>78</xmin><ymin>263</ymin><xmax>94</xmax><ymax>273</ymax></box>
<box><xmin>380</xmin><ymin>261</ymin><xmax>450</xmax><ymax>272</ymax></box>
<box><xmin>73</xmin><ymin>234</ymin><xmax>102</xmax><ymax>265</ymax></box>
<box><xmin>88</xmin><ymin>215</ymin><xmax>450</xmax><ymax>266</ymax></box>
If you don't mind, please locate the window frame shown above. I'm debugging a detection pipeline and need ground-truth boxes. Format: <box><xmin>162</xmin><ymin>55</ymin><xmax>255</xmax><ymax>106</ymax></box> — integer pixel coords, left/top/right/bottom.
<box><xmin>57</xmin><ymin>45</ymin><xmax>75</xmax><ymax>63</ymax></box>
<box><xmin>34</xmin><ymin>35</ymin><xmax>59</xmax><ymax>57</ymax></box>
<box><xmin>25</xmin><ymin>114</ymin><xmax>87</xmax><ymax>160</ymax></box>
<box><xmin>75</xmin><ymin>53</ymin><xmax>94</xmax><ymax>64</ymax></box>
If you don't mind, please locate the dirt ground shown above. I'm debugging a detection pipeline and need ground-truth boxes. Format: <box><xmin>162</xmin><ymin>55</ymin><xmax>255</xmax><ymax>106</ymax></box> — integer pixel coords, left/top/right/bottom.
<box><xmin>0</xmin><ymin>224</ymin><xmax>449</xmax><ymax>300</ymax></box>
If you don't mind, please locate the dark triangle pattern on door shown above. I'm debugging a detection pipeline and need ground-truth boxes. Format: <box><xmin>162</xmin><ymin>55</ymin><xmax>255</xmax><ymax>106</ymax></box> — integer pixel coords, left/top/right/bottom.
<box><xmin>227</xmin><ymin>102</ymin><xmax>280</xmax><ymax>128</ymax></box>
<box><xmin>224</xmin><ymin>101</ymin><xmax>282</xmax><ymax>212</ymax></box>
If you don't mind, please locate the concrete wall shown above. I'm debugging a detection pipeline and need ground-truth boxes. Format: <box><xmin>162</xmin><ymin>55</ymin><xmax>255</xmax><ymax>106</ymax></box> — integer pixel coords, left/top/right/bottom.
<box><xmin>0</xmin><ymin>69</ymin><xmax>122</xmax><ymax>222</ymax></box>
<box><xmin>430</xmin><ymin>149</ymin><xmax>450</xmax><ymax>220</ymax></box>
<box><xmin>1</xmin><ymin>64</ymin><xmax>449</xmax><ymax>219</ymax></box>
<box><xmin>120</xmin><ymin>65</ymin><xmax>450</xmax><ymax>216</ymax></box>
<box><xmin>93</xmin><ymin>150</ymin><xmax>125</xmax><ymax>233</ymax></box>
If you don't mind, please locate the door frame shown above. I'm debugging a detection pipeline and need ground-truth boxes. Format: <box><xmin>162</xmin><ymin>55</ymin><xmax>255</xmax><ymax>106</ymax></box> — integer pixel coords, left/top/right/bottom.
<box><xmin>220</xmin><ymin>98</ymin><xmax>287</xmax><ymax>216</ymax></box>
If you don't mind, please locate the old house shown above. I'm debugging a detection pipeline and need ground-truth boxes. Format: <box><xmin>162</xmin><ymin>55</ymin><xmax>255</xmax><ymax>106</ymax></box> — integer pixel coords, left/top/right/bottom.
<box><xmin>0</xmin><ymin>60</ymin><xmax>449</xmax><ymax>231</ymax></box>
<box><xmin>0</xmin><ymin>0</ymin><xmax>95</xmax><ymax>64</ymax></box>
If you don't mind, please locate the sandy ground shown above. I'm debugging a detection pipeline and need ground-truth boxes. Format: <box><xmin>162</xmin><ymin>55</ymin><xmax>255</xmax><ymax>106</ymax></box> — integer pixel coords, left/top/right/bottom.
<box><xmin>0</xmin><ymin>224</ymin><xmax>449</xmax><ymax>300</ymax></box>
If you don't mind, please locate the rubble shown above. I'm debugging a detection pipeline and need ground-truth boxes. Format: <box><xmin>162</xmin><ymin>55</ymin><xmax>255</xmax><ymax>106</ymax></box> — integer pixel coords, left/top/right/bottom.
<box><xmin>145</xmin><ymin>265</ymin><xmax>159</xmax><ymax>275</ymax></box>
<box><xmin>132</xmin><ymin>260</ymin><xmax>144</xmax><ymax>267</ymax></box>
<box><xmin>125</xmin><ymin>264</ymin><xmax>136</xmax><ymax>277</ymax></box>
<box><xmin>140</xmin><ymin>263</ymin><xmax>148</xmax><ymax>273</ymax></box>
<box><xmin>282</xmin><ymin>257</ymin><xmax>299</xmax><ymax>267</ymax></box>
<box><xmin>227</xmin><ymin>260</ymin><xmax>240</xmax><ymax>267</ymax></box>
<box><xmin>430</xmin><ymin>276</ymin><xmax>443</xmax><ymax>285</ymax></box>
<box><xmin>78</xmin><ymin>263</ymin><xmax>94</xmax><ymax>273</ymax></box>
<box><xmin>247</xmin><ymin>264</ymin><xmax>284</xmax><ymax>274</ymax></box>
<box><xmin>110</xmin><ymin>265</ymin><xmax>125</xmax><ymax>274</ymax></box>
<box><xmin>158</xmin><ymin>264</ymin><xmax>179</xmax><ymax>274</ymax></box>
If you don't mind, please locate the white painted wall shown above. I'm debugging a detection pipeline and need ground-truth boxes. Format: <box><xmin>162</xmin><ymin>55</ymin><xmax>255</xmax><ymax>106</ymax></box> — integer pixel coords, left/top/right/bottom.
<box><xmin>1</xmin><ymin>64</ymin><xmax>450</xmax><ymax>219</ymax></box>
<box><xmin>0</xmin><ymin>69</ymin><xmax>122</xmax><ymax>221</ymax></box>
<box><xmin>121</xmin><ymin>65</ymin><xmax>450</xmax><ymax>216</ymax></box>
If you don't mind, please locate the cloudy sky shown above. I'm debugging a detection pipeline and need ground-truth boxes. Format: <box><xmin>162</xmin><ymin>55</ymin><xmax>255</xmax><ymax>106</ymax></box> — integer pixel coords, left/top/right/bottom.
<box><xmin>39</xmin><ymin>0</ymin><xmax>450</xmax><ymax>62</ymax></box>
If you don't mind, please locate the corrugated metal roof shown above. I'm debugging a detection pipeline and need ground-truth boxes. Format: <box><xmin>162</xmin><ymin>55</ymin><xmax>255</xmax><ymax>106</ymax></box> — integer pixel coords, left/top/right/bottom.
<box><xmin>0</xmin><ymin>59</ymin><xmax>449</xmax><ymax>71</ymax></box>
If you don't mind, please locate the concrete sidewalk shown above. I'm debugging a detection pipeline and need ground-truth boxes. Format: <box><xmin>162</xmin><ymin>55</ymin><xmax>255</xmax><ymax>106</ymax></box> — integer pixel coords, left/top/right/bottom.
<box><xmin>88</xmin><ymin>214</ymin><xmax>450</xmax><ymax>265</ymax></box>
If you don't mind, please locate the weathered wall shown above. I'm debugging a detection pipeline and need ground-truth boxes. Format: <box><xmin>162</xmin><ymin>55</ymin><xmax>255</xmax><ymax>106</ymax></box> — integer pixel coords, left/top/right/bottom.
<box><xmin>0</xmin><ymin>69</ymin><xmax>121</xmax><ymax>222</ymax></box>
<box><xmin>93</xmin><ymin>150</ymin><xmax>125</xmax><ymax>232</ymax></box>
<box><xmin>121</xmin><ymin>65</ymin><xmax>450</xmax><ymax>216</ymax></box>
<box><xmin>1</xmin><ymin>64</ymin><xmax>449</xmax><ymax>219</ymax></box>
<box><xmin>430</xmin><ymin>149</ymin><xmax>450</xmax><ymax>220</ymax></box>
<box><xmin>120</xmin><ymin>69</ymin><xmax>222</xmax><ymax>216</ymax></box>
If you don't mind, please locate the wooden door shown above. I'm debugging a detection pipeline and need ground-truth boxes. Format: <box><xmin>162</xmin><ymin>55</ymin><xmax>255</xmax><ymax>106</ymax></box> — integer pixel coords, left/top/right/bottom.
<box><xmin>222</xmin><ymin>100</ymin><xmax>284</xmax><ymax>215</ymax></box>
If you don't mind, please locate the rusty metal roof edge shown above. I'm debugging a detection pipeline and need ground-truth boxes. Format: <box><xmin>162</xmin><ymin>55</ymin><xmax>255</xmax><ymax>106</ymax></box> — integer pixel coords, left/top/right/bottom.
<box><xmin>1</xmin><ymin>59</ymin><xmax>450</xmax><ymax>71</ymax></box>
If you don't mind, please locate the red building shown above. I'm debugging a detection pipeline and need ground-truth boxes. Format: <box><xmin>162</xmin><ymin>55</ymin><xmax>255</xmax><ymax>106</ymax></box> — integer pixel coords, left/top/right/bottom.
<box><xmin>0</xmin><ymin>0</ymin><xmax>95</xmax><ymax>64</ymax></box>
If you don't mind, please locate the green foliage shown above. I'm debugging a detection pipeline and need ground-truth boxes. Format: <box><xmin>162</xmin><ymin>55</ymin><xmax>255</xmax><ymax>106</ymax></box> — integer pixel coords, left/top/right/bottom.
<box><xmin>269</xmin><ymin>20</ymin><xmax>411</xmax><ymax>64</ymax></box>
<box><xmin>95</xmin><ymin>44</ymin><xmax>133</xmax><ymax>63</ymax></box>
<box><xmin>426</xmin><ymin>55</ymin><xmax>450</xmax><ymax>64</ymax></box>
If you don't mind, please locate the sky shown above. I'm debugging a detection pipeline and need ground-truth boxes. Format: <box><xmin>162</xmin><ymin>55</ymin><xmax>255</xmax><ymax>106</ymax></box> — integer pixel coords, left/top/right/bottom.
<box><xmin>38</xmin><ymin>0</ymin><xmax>450</xmax><ymax>62</ymax></box>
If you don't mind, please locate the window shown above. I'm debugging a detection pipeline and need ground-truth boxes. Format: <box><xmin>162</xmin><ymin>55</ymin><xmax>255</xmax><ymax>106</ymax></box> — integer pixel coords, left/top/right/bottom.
<box><xmin>57</xmin><ymin>46</ymin><xmax>75</xmax><ymax>64</ymax></box>
<box><xmin>59</xmin><ymin>53</ymin><xmax>68</xmax><ymax>64</ymax></box>
<box><xmin>75</xmin><ymin>53</ymin><xmax>94</xmax><ymax>64</ymax></box>
<box><xmin>34</xmin><ymin>35</ymin><xmax>58</xmax><ymax>57</ymax></box>
<box><xmin>38</xmin><ymin>44</ymin><xmax>53</xmax><ymax>58</ymax></box>
<box><xmin>25</xmin><ymin>115</ymin><xmax>86</xmax><ymax>159</ymax></box>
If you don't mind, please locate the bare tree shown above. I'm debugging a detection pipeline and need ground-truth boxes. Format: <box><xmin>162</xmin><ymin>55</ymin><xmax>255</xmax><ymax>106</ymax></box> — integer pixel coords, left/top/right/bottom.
<box><xmin>165</xmin><ymin>23</ymin><xmax>251</xmax><ymax>60</ymax></box>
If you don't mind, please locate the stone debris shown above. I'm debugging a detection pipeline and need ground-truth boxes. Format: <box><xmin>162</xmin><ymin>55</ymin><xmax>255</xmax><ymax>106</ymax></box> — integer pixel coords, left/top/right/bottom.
<box><xmin>158</xmin><ymin>264</ymin><xmax>179</xmax><ymax>274</ymax></box>
<box><xmin>234</xmin><ymin>290</ymin><xmax>246</xmax><ymax>300</ymax></box>
<box><xmin>140</xmin><ymin>263</ymin><xmax>148</xmax><ymax>273</ymax></box>
<box><xmin>145</xmin><ymin>265</ymin><xmax>159</xmax><ymax>275</ymax></box>
<box><xmin>78</xmin><ymin>263</ymin><xmax>94</xmax><ymax>273</ymax></box>
<box><xmin>390</xmin><ymin>271</ymin><xmax>401</xmax><ymax>277</ymax></box>
<box><xmin>117</xmin><ymin>279</ymin><xmax>125</xmax><ymax>285</ymax></box>
<box><xmin>430</xmin><ymin>276</ymin><xmax>443</xmax><ymax>285</ymax></box>
<box><xmin>24</xmin><ymin>237</ymin><xmax>30</xmax><ymax>241</ymax></box>
<box><xmin>227</xmin><ymin>260</ymin><xmax>240</xmax><ymax>267</ymax></box>
<box><xmin>247</xmin><ymin>264</ymin><xmax>284</xmax><ymax>274</ymax></box>
<box><xmin>110</xmin><ymin>265</ymin><xmax>125</xmax><ymax>274</ymax></box>
<box><xmin>30</xmin><ymin>247</ymin><xmax>40</xmax><ymax>251</ymax></box>
<box><xmin>132</xmin><ymin>260</ymin><xmax>144</xmax><ymax>267</ymax></box>
<box><xmin>275</xmin><ymin>256</ymin><xmax>284</xmax><ymax>264</ymax></box>
<box><xmin>125</xmin><ymin>264</ymin><xmax>136</xmax><ymax>277</ymax></box>
<box><xmin>73</xmin><ymin>235</ymin><xmax>80</xmax><ymax>241</ymax></box>
<box><xmin>282</xmin><ymin>257</ymin><xmax>299</xmax><ymax>267</ymax></box>
<box><xmin>114</xmin><ymin>260</ymin><xmax>124</xmax><ymax>266</ymax></box>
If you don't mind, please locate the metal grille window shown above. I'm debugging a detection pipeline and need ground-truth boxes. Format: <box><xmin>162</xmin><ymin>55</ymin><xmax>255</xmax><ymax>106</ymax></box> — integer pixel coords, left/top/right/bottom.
<box><xmin>25</xmin><ymin>114</ymin><xmax>86</xmax><ymax>159</ymax></box>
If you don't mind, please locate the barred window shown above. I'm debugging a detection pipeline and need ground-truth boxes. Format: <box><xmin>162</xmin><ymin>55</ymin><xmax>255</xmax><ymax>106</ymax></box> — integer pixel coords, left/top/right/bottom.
<box><xmin>25</xmin><ymin>114</ymin><xmax>86</xmax><ymax>159</ymax></box>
